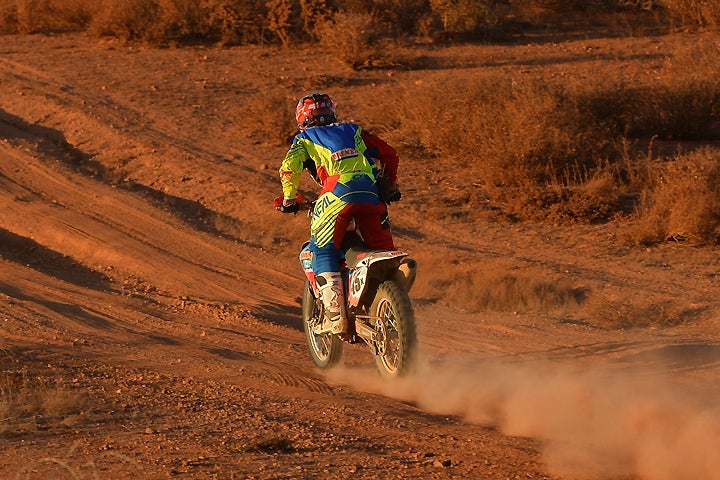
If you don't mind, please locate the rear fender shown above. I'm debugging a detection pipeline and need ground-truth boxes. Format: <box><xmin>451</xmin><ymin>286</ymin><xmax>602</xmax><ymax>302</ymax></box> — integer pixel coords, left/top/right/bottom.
<box><xmin>347</xmin><ymin>251</ymin><xmax>408</xmax><ymax>307</ymax></box>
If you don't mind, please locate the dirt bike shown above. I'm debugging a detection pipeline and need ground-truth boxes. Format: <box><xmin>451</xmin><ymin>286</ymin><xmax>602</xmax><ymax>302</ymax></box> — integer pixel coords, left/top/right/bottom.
<box><xmin>296</xmin><ymin>201</ymin><xmax>418</xmax><ymax>378</ymax></box>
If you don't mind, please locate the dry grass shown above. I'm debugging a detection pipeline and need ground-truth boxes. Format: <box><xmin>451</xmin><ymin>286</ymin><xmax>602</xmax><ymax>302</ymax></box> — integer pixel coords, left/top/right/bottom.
<box><xmin>629</xmin><ymin>148</ymin><xmax>720</xmax><ymax>245</ymax></box>
<box><xmin>1</xmin><ymin>1</ymin><xmax>719</xmax><ymax>241</ymax></box>
<box><xmin>0</xmin><ymin>368</ymin><xmax>88</xmax><ymax>434</ymax></box>
<box><xmin>392</xmin><ymin>75</ymin><xmax>627</xmax><ymax>221</ymax></box>
<box><xmin>0</xmin><ymin>0</ymin><xmax>96</xmax><ymax>33</ymax></box>
<box><xmin>409</xmin><ymin>250</ymin><xmax>705</xmax><ymax>329</ymax></box>
<box><xmin>1</xmin><ymin>0</ymin><xmax>718</xmax><ymax>40</ymax></box>
<box><xmin>581</xmin><ymin>294</ymin><xmax>699</xmax><ymax>329</ymax></box>
<box><xmin>387</xmin><ymin>38</ymin><xmax>720</xmax><ymax>230</ymax></box>
<box><xmin>412</xmin><ymin>254</ymin><xmax>586</xmax><ymax>313</ymax></box>
<box><xmin>661</xmin><ymin>0</ymin><xmax>720</xmax><ymax>31</ymax></box>
<box><xmin>316</xmin><ymin>11</ymin><xmax>389</xmax><ymax>70</ymax></box>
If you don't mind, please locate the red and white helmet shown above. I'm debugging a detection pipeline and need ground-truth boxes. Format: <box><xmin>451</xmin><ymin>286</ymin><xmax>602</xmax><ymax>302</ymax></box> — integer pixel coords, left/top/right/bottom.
<box><xmin>295</xmin><ymin>93</ymin><xmax>337</xmax><ymax>131</ymax></box>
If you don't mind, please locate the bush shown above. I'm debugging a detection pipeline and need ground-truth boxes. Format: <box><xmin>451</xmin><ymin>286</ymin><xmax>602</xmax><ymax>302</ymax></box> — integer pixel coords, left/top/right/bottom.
<box><xmin>202</xmin><ymin>0</ymin><xmax>266</xmax><ymax>45</ymax></box>
<box><xmin>582</xmin><ymin>295</ymin><xmax>693</xmax><ymax>329</ymax></box>
<box><xmin>630</xmin><ymin>148</ymin><xmax>720</xmax><ymax>245</ymax></box>
<box><xmin>299</xmin><ymin>0</ymin><xmax>333</xmax><ymax>40</ymax></box>
<box><xmin>412</xmin><ymin>255</ymin><xmax>585</xmax><ymax>313</ymax></box>
<box><xmin>0</xmin><ymin>368</ymin><xmax>88</xmax><ymax>434</ymax></box>
<box><xmin>622</xmin><ymin>41</ymin><xmax>720</xmax><ymax>140</ymax></box>
<box><xmin>393</xmin><ymin>74</ymin><xmax>629</xmax><ymax>221</ymax></box>
<box><xmin>89</xmin><ymin>0</ymin><xmax>162</xmax><ymax>41</ymax></box>
<box><xmin>429</xmin><ymin>0</ymin><xmax>498</xmax><ymax>36</ymax></box>
<box><xmin>0</xmin><ymin>0</ymin><xmax>96</xmax><ymax>33</ymax></box>
<box><xmin>316</xmin><ymin>11</ymin><xmax>387</xmax><ymax>69</ymax></box>
<box><xmin>399</xmin><ymin>76</ymin><xmax>624</xmax><ymax>182</ymax></box>
<box><xmin>38</xmin><ymin>0</ymin><xmax>269</xmax><ymax>45</ymax></box>
<box><xmin>390</xmin><ymin>38</ymin><xmax>720</xmax><ymax>223</ymax></box>
<box><xmin>266</xmin><ymin>0</ymin><xmax>300</xmax><ymax>47</ymax></box>
<box><xmin>659</xmin><ymin>0</ymin><xmax>720</xmax><ymax>31</ymax></box>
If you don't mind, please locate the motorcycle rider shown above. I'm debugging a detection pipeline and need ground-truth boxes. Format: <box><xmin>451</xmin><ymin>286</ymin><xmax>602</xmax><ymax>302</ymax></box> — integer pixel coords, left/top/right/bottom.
<box><xmin>276</xmin><ymin>93</ymin><xmax>400</xmax><ymax>337</ymax></box>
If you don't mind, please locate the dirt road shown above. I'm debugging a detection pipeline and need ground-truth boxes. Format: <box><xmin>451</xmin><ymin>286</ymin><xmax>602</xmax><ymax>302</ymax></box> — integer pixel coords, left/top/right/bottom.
<box><xmin>1</xmin><ymin>33</ymin><xmax>718</xmax><ymax>479</ymax></box>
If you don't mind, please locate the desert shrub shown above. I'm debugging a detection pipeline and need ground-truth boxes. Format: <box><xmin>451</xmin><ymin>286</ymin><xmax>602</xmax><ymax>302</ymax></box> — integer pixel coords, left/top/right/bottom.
<box><xmin>323</xmin><ymin>0</ymin><xmax>437</xmax><ymax>38</ymax></box>
<box><xmin>0</xmin><ymin>0</ymin><xmax>23</xmax><ymax>32</ymax></box>
<box><xmin>582</xmin><ymin>295</ymin><xmax>695</xmax><ymax>329</ymax></box>
<box><xmin>0</xmin><ymin>1</ymin><xmax>11</xmax><ymax>31</ymax></box>
<box><xmin>156</xmin><ymin>0</ymin><xmax>207</xmax><ymax>41</ymax></box>
<box><xmin>316</xmin><ymin>11</ymin><xmax>388</xmax><ymax>69</ymax></box>
<box><xmin>631</xmin><ymin>81</ymin><xmax>720</xmax><ymax>140</ymax></box>
<box><xmin>622</xmin><ymin>83</ymin><xmax>720</xmax><ymax>141</ymax></box>
<box><xmin>394</xmin><ymin>74</ymin><xmax>630</xmax><ymax>221</ymax></box>
<box><xmin>621</xmin><ymin>42</ymin><xmax>720</xmax><ymax>140</ymax></box>
<box><xmin>616</xmin><ymin>0</ymin><xmax>657</xmax><ymax>9</ymax></box>
<box><xmin>372</xmin><ymin>0</ymin><xmax>432</xmax><ymax>36</ymax></box>
<box><xmin>659</xmin><ymin>0</ymin><xmax>720</xmax><ymax>31</ymax></box>
<box><xmin>202</xmin><ymin>0</ymin><xmax>266</xmax><ymax>45</ymax></box>
<box><xmin>509</xmin><ymin>0</ymin><xmax>580</xmax><ymax>21</ymax></box>
<box><xmin>392</xmin><ymin>45</ymin><xmax>720</xmax><ymax>223</ymax></box>
<box><xmin>0</xmin><ymin>368</ymin><xmax>88</xmax><ymax>434</ymax></box>
<box><xmin>85</xmin><ymin>0</ymin><xmax>267</xmax><ymax>45</ymax></box>
<box><xmin>507</xmin><ymin>0</ymin><xmax>632</xmax><ymax>25</ymax></box>
<box><xmin>429</xmin><ymin>0</ymin><xmax>498</xmax><ymax>36</ymax></box>
<box><xmin>89</xmin><ymin>0</ymin><xmax>162</xmax><ymax>41</ymax></box>
<box><xmin>0</xmin><ymin>0</ymin><xmax>96</xmax><ymax>33</ymax></box>
<box><xmin>1</xmin><ymin>0</ymin><xmax>701</xmax><ymax>43</ymax></box>
<box><xmin>266</xmin><ymin>0</ymin><xmax>300</xmax><ymax>46</ymax></box>
<box><xmin>629</xmin><ymin>148</ymin><xmax>720</xmax><ymax>245</ymax></box>
<box><xmin>299</xmin><ymin>0</ymin><xmax>333</xmax><ymax>40</ymax></box>
<box><xmin>0</xmin><ymin>0</ymin><xmax>431</xmax><ymax>40</ymax></box>
<box><xmin>413</xmin><ymin>257</ymin><xmax>585</xmax><ymax>312</ymax></box>
<box><xmin>525</xmin><ymin>171</ymin><xmax>626</xmax><ymax>224</ymax></box>
<box><xmin>399</xmin><ymin>76</ymin><xmax>624</xmax><ymax>185</ymax></box>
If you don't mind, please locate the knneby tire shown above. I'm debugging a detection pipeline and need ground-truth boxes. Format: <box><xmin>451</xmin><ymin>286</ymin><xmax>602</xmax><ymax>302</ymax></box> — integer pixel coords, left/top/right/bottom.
<box><xmin>370</xmin><ymin>280</ymin><xmax>417</xmax><ymax>378</ymax></box>
<box><xmin>302</xmin><ymin>279</ymin><xmax>343</xmax><ymax>369</ymax></box>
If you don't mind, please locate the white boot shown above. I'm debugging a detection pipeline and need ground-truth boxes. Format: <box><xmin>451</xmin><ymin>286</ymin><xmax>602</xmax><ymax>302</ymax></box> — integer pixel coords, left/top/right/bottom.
<box><xmin>317</xmin><ymin>272</ymin><xmax>349</xmax><ymax>336</ymax></box>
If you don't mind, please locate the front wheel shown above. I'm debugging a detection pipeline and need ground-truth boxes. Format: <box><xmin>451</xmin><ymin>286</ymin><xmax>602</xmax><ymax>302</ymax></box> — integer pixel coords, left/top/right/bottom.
<box><xmin>302</xmin><ymin>279</ymin><xmax>343</xmax><ymax>369</ymax></box>
<box><xmin>370</xmin><ymin>280</ymin><xmax>417</xmax><ymax>378</ymax></box>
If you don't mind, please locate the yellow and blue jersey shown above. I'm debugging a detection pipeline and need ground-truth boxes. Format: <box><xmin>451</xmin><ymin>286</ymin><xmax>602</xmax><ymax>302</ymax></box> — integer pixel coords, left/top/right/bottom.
<box><xmin>279</xmin><ymin>122</ymin><xmax>379</xmax><ymax>204</ymax></box>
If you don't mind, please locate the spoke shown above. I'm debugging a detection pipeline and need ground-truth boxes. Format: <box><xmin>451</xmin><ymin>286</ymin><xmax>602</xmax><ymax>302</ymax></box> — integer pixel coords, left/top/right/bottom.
<box><xmin>378</xmin><ymin>299</ymin><xmax>400</xmax><ymax>372</ymax></box>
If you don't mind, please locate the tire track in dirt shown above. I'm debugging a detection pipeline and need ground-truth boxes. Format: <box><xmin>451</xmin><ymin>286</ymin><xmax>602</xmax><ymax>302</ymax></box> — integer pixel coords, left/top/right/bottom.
<box><xmin>0</xmin><ymin>55</ymin><xmax>267</xmax><ymax>185</ymax></box>
<box><xmin>0</xmin><ymin>138</ymin><xmax>296</xmax><ymax>306</ymax></box>
<box><xmin>1</xmin><ymin>33</ymin><xmax>719</xmax><ymax>480</ymax></box>
<box><xmin>263</xmin><ymin>368</ymin><xmax>338</xmax><ymax>396</ymax></box>
<box><xmin>0</xmin><ymin>56</ymin><xmax>293</xmax><ymax>261</ymax></box>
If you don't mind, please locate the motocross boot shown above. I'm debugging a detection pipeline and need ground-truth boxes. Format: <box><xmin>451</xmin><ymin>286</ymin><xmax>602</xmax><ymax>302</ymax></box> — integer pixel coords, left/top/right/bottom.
<box><xmin>317</xmin><ymin>272</ymin><xmax>349</xmax><ymax>336</ymax></box>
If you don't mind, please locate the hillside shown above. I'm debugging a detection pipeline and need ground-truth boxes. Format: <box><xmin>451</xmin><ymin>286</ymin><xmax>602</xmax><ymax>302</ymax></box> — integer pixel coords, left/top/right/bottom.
<box><xmin>0</xmin><ymin>32</ymin><xmax>719</xmax><ymax>479</ymax></box>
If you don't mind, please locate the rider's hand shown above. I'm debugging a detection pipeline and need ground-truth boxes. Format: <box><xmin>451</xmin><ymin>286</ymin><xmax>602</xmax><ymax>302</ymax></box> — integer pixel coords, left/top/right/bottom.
<box><xmin>274</xmin><ymin>195</ymin><xmax>304</xmax><ymax>214</ymax></box>
<box><xmin>382</xmin><ymin>183</ymin><xmax>401</xmax><ymax>204</ymax></box>
<box><xmin>280</xmin><ymin>200</ymin><xmax>300</xmax><ymax>214</ymax></box>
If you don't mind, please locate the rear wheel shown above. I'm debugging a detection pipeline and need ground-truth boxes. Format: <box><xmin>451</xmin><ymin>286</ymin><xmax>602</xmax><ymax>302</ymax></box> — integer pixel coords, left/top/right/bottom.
<box><xmin>369</xmin><ymin>280</ymin><xmax>416</xmax><ymax>378</ymax></box>
<box><xmin>302</xmin><ymin>279</ymin><xmax>343</xmax><ymax>369</ymax></box>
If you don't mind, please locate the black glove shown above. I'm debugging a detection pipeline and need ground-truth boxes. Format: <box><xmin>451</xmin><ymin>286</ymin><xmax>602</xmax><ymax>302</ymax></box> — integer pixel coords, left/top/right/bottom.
<box><xmin>385</xmin><ymin>188</ymin><xmax>401</xmax><ymax>204</ymax></box>
<box><xmin>377</xmin><ymin>175</ymin><xmax>401</xmax><ymax>204</ymax></box>
<box><xmin>279</xmin><ymin>201</ymin><xmax>300</xmax><ymax>214</ymax></box>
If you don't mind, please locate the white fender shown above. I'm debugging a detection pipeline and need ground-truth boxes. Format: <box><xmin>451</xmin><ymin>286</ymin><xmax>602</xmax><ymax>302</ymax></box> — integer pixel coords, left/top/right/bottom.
<box><xmin>347</xmin><ymin>250</ymin><xmax>408</xmax><ymax>307</ymax></box>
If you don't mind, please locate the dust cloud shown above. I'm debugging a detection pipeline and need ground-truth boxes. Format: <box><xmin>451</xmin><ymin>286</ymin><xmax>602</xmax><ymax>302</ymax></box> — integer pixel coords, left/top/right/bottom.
<box><xmin>326</xmin><ymin>355</ymin><xmax>720</xmax><ymax>480</ymax></box>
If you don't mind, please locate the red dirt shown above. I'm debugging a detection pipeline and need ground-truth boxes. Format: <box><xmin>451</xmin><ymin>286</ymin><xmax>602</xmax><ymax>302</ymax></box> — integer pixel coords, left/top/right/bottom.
<box><xmin>0</xmin><ymin>32</ymin><xmax>718</xmax><ymax>480</ymax></box>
